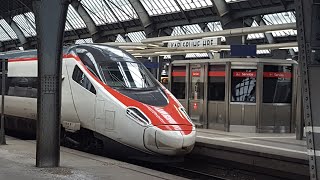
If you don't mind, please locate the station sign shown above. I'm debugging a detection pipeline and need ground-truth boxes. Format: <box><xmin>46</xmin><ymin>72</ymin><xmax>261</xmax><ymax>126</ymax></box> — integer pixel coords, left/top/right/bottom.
<box><xmin>167</xmin><ymin>38</ymin><xmax>219</xmax><ymax>49</ymax></box>
<box><xmin>233</xmin><ymin>71</ymin><xmax>257</xmax><ymax>78</ymax></box>
<box><xmin>143</xmin><ymin>62</ymin><xmax>159</xmax><ymax>69</ymax></box>
<box><xmin>192</xmin><ymin>71</ymin><xmax>201</xmax><ymax>77</ymax></box>
<box><xmin>230</xmin><ymin>45</ymin><xmax>257</xmax><ymax>57</ymax></box>
<box><xmin>263</xmin><ymin>72</ymin><xmax>292</xmax><ymax>78</ymax></box>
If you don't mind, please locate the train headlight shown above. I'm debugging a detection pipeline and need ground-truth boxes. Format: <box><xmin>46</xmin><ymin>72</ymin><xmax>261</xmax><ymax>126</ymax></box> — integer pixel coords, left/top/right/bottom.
<box><xmin>126</xmin><ymin>107</ymin><xmax>151</xmax><ymax>126</ymax></box>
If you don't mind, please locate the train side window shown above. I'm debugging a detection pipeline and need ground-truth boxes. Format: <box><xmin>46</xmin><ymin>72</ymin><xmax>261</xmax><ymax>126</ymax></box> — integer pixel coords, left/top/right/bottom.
<box><xmin>6</xmin><ymin>77</ymin><xmax>37</xmax><ymax>98</ymax></box>
<box><xmin>73</xmin><ymin>48</ymin><xmax>103</xmax><ymax>81</ymax></box>
<box><xmin>72</xmin><ymin>66</ymin><xmax>96</xmax><ymax>94</ymax></box>
<box><xmin>231</xmin><ymin>69</ymin><xmax>256</xmax><ymax>103</ymax></box>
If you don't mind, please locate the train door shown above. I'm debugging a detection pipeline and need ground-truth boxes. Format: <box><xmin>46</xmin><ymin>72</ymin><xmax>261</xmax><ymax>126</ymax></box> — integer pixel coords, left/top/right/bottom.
<box><xmin>189</xmin><ymin>64</ymin><xmax>206</xmax><ymax>128</ymax></box>
<box><xmin>207</xmin><ymin>64</ymin><xmax>226</xmax><ymax>130</ymax></box>
<box><xmin>66</xmin><ymin>60</ymin><xmax>96</xmax><ymax>130</ymax></box>
<box><xmin>169</xmin><ymin>64</ymin><xmax>188</xmax><ymax>110</ymax></box>
<box><xmin>260</xmin><ymin>64</ymin><xmax>294</xmax><ymax>133</ymax></box>
<box><xmin>229</xmin><ymin>65</ymin><xmax>257</xmax><ymax>132</ymax></box>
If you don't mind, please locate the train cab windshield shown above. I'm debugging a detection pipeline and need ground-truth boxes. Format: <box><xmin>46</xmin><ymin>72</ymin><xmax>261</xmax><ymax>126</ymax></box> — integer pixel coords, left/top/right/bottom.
<box><xmin>69</xmin><ymin>44</ymin><xmax>168</xmax><ymax>106</ymax></box>
<box><xmin>100</xmin><ymin>61</ymin><xmax>156</xmax><ymax>89</ymax></box>
<box><xmin>71</xmin><ymin>44</ymin><xmax>159</xmax><ymax>90</ymax></box>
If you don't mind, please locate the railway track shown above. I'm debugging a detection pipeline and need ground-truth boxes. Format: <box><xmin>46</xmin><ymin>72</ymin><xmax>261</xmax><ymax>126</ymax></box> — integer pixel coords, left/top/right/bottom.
<box><xmin>125</xmin><ymin>155</ymin><xmax>296</xmax><ymax>180</ymax></box>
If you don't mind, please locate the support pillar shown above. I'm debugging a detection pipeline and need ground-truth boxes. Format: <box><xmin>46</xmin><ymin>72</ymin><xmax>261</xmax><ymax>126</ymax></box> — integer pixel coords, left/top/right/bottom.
<box><xmin>295</xmin><ymin>0</ymin><xmax>320</xmax><ymax>179</ymax></box>
<box><xmin>33</xmin><ymin>0</ymin><xmax>69</xmax><ymax>167</ymax></box>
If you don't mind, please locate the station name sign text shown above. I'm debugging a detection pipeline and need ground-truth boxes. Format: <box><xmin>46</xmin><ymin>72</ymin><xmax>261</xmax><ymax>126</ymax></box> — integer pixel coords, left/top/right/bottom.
<box><xmin>167</xmin><ymin>38</ymin><xmax>219</xmax><ymax>48</ymax></box>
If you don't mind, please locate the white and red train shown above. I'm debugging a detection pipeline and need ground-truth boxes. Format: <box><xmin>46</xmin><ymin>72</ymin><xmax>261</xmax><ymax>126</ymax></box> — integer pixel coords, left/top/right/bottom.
<box><xmin>1</xmin><ymin>44</ymin><xmax>196</xmax><ymax>157</ymax></box>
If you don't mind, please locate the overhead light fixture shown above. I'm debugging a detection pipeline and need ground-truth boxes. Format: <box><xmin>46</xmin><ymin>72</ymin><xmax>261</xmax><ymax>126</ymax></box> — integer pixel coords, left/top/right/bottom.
<box><xmin>210</xmin><ymin>50</ymin><xmax>219</xmax><ymax>53</ymax></box>
<box><xmin>148</xmin><ymin>44</ymin><xmax>159</xmax><ymax>47</ymax></box>
<box><xmin>279</xmin><ymin>46</ymin><xmax>297</xmax><ymax>50</ymax></box>
<box><xmin>202</xmin><ymin>36</ymin><xmax>224</xmax><ymax>39</ymax></box>
<box><xmin>265</xmin><ymin>29</ymin><xmax>294</xmax><ymax>33</ymax></box>
<box><xmin>162</xmin><ymin>40</ymin><xmax>180</xmax><ymax>43</ymax></box>
<box><xmin>155</xmin><ymin>51</ymin><xmax>168</xmax><ymax>54</ymax></box>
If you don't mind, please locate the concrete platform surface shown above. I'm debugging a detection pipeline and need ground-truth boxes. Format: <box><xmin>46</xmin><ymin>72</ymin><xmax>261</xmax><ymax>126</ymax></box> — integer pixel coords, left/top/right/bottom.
<box><xmin>196</xmin><ymin>129</ymin><xmax>307</xmax><ymax>160</ymax></box>
<box><xmin>0</xmin><ymin>136</ymin><xmax>186</xmax><ymax>180</ymax></box>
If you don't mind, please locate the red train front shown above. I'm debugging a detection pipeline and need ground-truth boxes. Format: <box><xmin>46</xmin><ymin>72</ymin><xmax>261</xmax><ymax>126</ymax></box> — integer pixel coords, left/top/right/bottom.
<box><xmin>63</xmin><ymin>44</ymin><xmax>196</xmax><ymax>156</ymax></box>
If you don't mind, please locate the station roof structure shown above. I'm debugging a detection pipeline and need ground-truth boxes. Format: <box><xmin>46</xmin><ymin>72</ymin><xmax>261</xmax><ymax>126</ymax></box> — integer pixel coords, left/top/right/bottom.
<box><xmin>0</xmin><ymin>0</ymin><xmax>297</xmax><ymax>58</ymax></box>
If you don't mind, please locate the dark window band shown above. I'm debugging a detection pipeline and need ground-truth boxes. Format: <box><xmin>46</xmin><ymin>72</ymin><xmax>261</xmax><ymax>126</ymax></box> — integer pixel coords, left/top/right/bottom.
<box><xmin>0</xmin><ymin>77</ymin><xmax>37</xmax><ymax>98</ymax></box>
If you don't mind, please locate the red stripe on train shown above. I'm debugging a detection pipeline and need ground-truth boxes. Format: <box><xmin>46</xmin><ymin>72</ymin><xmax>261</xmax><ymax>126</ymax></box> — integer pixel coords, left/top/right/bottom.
<box><xmin>8</xmin><ymin>54</ymin><xmax>80</xmax><ymax>62</ymax></box>
<box><xmin>7</xmin><ymin>54</ymin><xmax>193</xmax><ymax>134</ymax></box>
<box><xmin>78</xmin><ymin>61</ymin><xmax>193</xmax><ymax>134</ymax></box>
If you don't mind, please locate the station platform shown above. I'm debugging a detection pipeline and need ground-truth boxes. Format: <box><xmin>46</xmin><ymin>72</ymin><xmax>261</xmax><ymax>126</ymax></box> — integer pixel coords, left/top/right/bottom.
<box><xmin>192</xmin><ymin>129</ymin><xmax>309</xmax><ymax>179</ymax></box>
<box><xmin>0</xmin><ymin>136</ymin><xmax>185</xmax><ymax>180</ymax></box>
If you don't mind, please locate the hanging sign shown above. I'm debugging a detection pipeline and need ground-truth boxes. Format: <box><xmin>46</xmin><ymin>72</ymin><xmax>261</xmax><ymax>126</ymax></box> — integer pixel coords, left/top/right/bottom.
<box><xmin>263</xmin><ymin>72</ymin><xmax>292</xmax><ymax>78</ymax></box>
<box><xmin>192</xmin><ymin>71</ymin><xmax>201</xmax><ymax>77</ymax></box>
<box><xmin>233</xmin><ymin>71</ymin><xmax>257</xmax><ymax>78</ymax></box>
<box><xmin>167</xmin><ymin>38</ymin><xmax>219</xmax><ymax>49</ymax></box>
<box><xmin>230</xmin><ymin>45</ymin><xmax>257</xmax><ymax>56</ymax></box>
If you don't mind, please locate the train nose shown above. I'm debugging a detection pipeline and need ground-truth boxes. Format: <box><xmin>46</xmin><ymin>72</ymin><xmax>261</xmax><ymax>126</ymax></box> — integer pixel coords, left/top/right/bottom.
<box><xmin>143</xmin><ymin>125</ymin><xmax>196</xmax><ymax>156</ymax></box>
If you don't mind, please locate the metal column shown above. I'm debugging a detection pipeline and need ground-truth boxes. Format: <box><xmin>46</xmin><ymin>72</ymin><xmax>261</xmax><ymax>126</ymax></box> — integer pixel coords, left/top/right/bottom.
<box><xmin>0</xmin><ymin>59</ymin><xmax>7</xmax><ymax>145</ymax></box>
<box><xmin>295</xmin><ymin>0</ymin><xmax>320</xmax><ymax>179</ymax></box>
<box><xmin>255</xmin><ymin>63</ymin><xmax>263</xmax><ymax>133</ymax></box>
<box><xmin>33</xmin><ymin>0</ymin><xmax>69</xmax><ymax>167</ymax></box>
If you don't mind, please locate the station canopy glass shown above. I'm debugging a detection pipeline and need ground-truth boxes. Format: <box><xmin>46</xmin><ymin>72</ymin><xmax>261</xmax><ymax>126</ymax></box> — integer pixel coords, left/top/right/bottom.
<box><xmin>0</xmin><ymin>0</ymin><xmax>298</xmax><ymax>56</ymax></box>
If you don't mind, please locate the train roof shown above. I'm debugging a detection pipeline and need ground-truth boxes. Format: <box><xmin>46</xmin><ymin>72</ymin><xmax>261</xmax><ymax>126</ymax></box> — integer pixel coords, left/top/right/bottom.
<box><xmin>0</xmin><ymin>44</ymin><xmax>126</xmax><ymax>59</ymax></box>
<box><xmin>171</xmin><ymin>58</ymin><xmax>298</xmax><ymax>65</ymax></box>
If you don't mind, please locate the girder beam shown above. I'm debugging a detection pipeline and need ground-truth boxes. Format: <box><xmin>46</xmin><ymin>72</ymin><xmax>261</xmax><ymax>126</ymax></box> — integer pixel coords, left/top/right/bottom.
<box><xmin>210</xmin><ymin>0</ymin><xmax>232</xmax><ymax>26</ymax></box>
<box><xmin>71</xmin><ymin>0</ymin><xmax>99</xmax><ymax>41</ymax></box>
<box><xmin>4</xmin><ymin>18</ymin><xmax>30</xmax><ymax>49</ymax></box>
<box><xmin>128</xmin><ymin>0</ymin><xmax>155</xmax><ymax>37</ymax></box>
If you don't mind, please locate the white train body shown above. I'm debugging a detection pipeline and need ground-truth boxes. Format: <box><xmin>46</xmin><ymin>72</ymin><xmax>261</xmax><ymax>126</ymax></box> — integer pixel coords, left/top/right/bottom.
<box><xmin>2</xmin><ymin>44</ymin><xmax>196</xmax><ymax>156</ymax></box>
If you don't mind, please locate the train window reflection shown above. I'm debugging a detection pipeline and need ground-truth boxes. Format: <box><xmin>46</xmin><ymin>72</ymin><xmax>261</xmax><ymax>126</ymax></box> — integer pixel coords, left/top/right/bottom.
<box><xmin>263</xmin><ymin>65</ymin><xmax>292</xmax><ymax>103</ymax></box>
<box><xmin>6</xmin><ymin>77</ymin><xmax>37</xmax><ymax>98</ymax></box>
<box><xmin>100</xmin><ymin>61</ymin><xmax>156</xmax><ymax>89</ymax></box>
<box><xmin>75</xmin><ymin>48</ymin><xmax>103</xmax><ymax>81</ymax></box>
<box><xmin>208</xmin><ymin>65</ymin><xmax>225</xmax><ymax>101</ymax></box>
<box><xmin>171</xmin><ymin>66</ymin><xmax>186</xmax><ymax>99</ymax></box>
<box><xmin>231</xmin><ymin>69</ymin><xmax>256</xmax><ymax>103</ymax></box>
<box><xmin>72</xmin><ymin>66</ymin><xmax>96</xmax><ymax>94</ymax></box>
